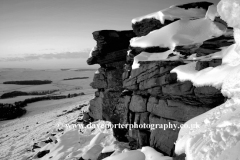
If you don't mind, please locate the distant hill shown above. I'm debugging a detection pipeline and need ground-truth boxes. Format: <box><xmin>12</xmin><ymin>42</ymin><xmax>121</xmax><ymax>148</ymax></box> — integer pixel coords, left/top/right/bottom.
<box><xmin>63</xmin><ymin>77</ymin><xmax>89</xmax><ymax>81</ymax></box>
<box><xmin>3</xmin><ymin>80</ymin><xmax>52</xmax><ymax>85</ymax></box>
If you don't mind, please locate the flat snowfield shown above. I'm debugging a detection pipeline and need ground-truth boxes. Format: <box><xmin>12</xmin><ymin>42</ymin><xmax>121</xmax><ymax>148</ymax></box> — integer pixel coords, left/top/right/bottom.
<box><xmin>0</xmin><ymin>94</ymin><xmax>94</xmax><ymax>160</ymax></box>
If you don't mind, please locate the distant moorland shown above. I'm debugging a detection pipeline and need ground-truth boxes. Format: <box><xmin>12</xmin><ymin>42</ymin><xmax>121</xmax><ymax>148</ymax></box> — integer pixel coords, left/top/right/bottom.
<box><xmin>63</xmin><ymin>77</ymin><xmax>89</xmax><ymax>81</ymax></box>
<box><xmin>0</xmin><ymin>92</ymin><xmax>85</xmax><ymax>120</ymax></box>
<box><xmin>0</xmin><ymin>90</ymin><xmax>59</xmax><ymax>99</ymax></box>
<box><xmin>3</xmin><ymin>80</ymin><xmax>52</xmax><ymax>85</ymax></box>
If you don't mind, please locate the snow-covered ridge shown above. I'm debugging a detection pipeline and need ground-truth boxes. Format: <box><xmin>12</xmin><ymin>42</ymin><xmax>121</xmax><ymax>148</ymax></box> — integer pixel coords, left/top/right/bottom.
<box><xmin>132</xmin><ymin>2</ymin><xmax>212</xmax><ymax>24</ymax></box>
<box><xmin>130</xmin><ymin>4</ymin><xmax>229</xmax><ymax>70</ymax></box>
<box><xmin>130</xmin><ymin>5</ymin><xmax>225</xmax><ymax>51</ymax></box>
<box><xmin>130</xmin><ymin>17</ymin><xmax>224</xmax><ymax>50</ymax></box>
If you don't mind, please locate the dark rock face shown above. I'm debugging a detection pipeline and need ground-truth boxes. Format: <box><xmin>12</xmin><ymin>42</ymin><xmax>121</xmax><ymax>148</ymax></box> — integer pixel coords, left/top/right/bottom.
<box><xmin>173</xmin><ymin>153</ymin><xmax>186</xmax><ymax>160</ymax></box>
<box><xmin>132</xmin><ymin>19</ymin><xmax>178</xmax><ymax>37</ymax></box>
<box><xmin>89</xmin><ymin>62</ymin><xmax>128</xmax><ymax>125</ymax></box>
<box><xmin>129</xmin><ymin>95</ymin><xmax>147</xmax><ymax>112</ymax></box>
<box><xmin>96</xmin><ymin>152</ymin><xmax>114</xmax><ymax>160</ymax></box>
<box><xmin>162</xmin><ymin>81</ymin><xmax>194</xmax><ymax>96</ymax></box>
<box><xmin>149</xmin><ymin>114</ymin><xmax>181</xmax><ymax>155</ymax></box>
<box><xmin>122</xmin><ymin>61</ymin><xmax>226</xmax><ymax>156</ymax></box>
<box><xmin>87</xmin><ymin>49</ymin><xmax>129</xmax><ymax>65</ymax></box>
<box><xmin>196</xmin><ymin>59</ymin><xmax>222</xmax><ymax>71</ymax></box>
<box><xmin>87</xmin><ymin>30</ymin><xmax>135</xmax><ymax>65</ymax></box>
<box><xmin>87</xmin><ymin>30</ymin><xmax>134</xmax><ymax>141</ymax></box>
<box><xmin>92</xmin><ymin>30</ymin><xmax>135</xmax><ymax>54</ymax></box>
<box><xmin>175</xmin><ymin>28</ymin><xmax>234</xmax><ymax>57</ymax></box>
<box><xmin>128</xmin><ymin>46</ymin><xmax>170</xmax><ymax>59</ymax></box>
<box><xmin>36</xmin><ymin>150</ymin><xmax>50</xmax><ymax>158</ymax></box>
<box><xmin>176</xmin><ymin>1</ymin><xmax>213</xmax><ymax>10</ymax></box>
<box><xmin>102</xmin><ymin>91</ymin><xmax>128</xmax><ymax>124</ymax></box>
<box><xmin>194</xmin><ymin>86</ymin><xmax>225</xmax><ymax>106</ymax></box>
<box><xmin>147</xmin><ymin>98</ymin><xmax>209</xmax><ymax>122</ymax></box>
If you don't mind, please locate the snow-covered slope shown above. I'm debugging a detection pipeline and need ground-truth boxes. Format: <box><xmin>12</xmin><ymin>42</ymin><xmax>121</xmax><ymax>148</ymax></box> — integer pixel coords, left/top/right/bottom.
<box><xmin>103</xmin><ymin>146</ymin><xmax>172</xmax><ymax>160</ymax></box>
<box><xmin>35</xmin><ymin>121</ymin><xmax>116</xmax><ymax>160</ymax></box>
<box><xmin>175</xmin><ymin>98</ymin><xmax>240</xmax><ymax>160</ymax></box>
<box><xmin>27</xmin><ymin>119</ymin><xmax>173</xmax><ymax>160</ymax></box>
<box><xmin>0</xmin><ymin>95</ymin><xmax>94</xmax><ymax>160</ymax></box>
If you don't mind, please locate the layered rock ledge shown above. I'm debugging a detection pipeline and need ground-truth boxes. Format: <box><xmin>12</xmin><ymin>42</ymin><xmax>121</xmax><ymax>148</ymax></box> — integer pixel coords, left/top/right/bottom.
<box><xmin>122</xmin><ymin>61</ymin><xmax>226</xmax><ymax>155</ymax></box>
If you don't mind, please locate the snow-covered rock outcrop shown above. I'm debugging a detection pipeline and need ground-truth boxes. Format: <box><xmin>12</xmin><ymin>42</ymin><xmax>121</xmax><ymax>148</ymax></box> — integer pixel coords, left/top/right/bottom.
<box><xmin>173</xmin><ymin>0</ymin><xmax>240</xmax><ymax>159</ymax></box>
<box><xmin>87</xmin><ymin>1</ymin><xmax>239</xmax><ymax>159</ymax></box>
<box><xmin>87</xmin><ymin>30</ymin><xmax>136</xmax><ymax>142</ymax></box>
<box><xmin>132</xmin><ymin>2</ymin><xmax>213</xmax><ymax>36</ymax></box>
<box><xmin>121</xmin><ymin>2</ymin><xmax>232</xmax><ymax>157</ymax></box>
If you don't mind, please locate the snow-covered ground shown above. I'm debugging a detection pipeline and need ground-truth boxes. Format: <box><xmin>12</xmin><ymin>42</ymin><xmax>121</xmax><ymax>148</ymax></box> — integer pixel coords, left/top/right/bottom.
<box><xmin>103</xmin><ymin>147</ymin><xmax>172</xmax><ymax>160</ymax></box>
<box><xmin>0</xmin><ymin>94</ymin><xmax>94</xmax><ymax>160</ymax></box>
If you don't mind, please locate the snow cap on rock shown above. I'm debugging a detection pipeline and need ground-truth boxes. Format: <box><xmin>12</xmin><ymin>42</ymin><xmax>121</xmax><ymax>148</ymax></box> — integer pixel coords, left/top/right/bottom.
<box><xmin>217</xmin><ymin>0</ymin><xmax>240</xmax><ymax>28</ymax></box>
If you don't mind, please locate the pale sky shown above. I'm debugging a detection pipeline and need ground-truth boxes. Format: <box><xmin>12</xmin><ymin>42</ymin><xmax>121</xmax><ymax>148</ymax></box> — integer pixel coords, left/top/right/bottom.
<box><xmin>0</xmin><ymin>0</ymin><xmax>219</xmax><ymax>69</ymax></box>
